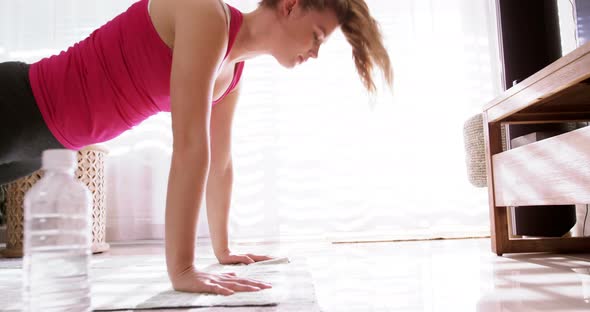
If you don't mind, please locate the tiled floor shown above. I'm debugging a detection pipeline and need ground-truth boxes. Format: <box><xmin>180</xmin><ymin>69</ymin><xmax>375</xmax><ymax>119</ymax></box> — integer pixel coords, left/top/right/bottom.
<box><xmin>2</xmin><ymin>238</ymin><xmax>589</xmax><ymax>311</ymax></box>
<box><xmin>97</xmin><ymin>238</ymin><xmax>590</xmax><ymax>311</ymax></box>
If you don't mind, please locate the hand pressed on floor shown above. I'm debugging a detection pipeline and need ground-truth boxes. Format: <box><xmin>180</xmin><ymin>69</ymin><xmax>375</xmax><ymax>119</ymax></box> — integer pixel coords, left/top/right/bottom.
<box><xmin>217</xmin><ymin>251</ymin><xmax>274</xmax><ymax>265</ymax></box>
<box><xmin>171</xmin><ymin>265</ymin><xmax>272</xmax><ymax>295</ymax></box>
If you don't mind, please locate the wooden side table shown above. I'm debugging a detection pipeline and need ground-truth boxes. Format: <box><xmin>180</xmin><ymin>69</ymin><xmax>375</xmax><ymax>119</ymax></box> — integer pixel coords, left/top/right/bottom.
<box><xmin>483</xmin><ymin>42</ymin><xmax>590</xmax><ymax>255</ymax></box>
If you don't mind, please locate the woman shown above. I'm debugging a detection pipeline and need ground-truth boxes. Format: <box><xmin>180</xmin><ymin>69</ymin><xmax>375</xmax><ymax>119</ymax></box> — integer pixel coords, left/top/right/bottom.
<box><xmin>0</xmin><ymin>0</ymin><xmax>392</xmax><ymax>295</ymax></box>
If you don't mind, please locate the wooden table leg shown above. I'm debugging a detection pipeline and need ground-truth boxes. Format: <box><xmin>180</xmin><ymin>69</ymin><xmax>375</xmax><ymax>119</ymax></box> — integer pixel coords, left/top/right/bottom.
<box><xmin>483</xmin><ymin>113</ymin><xmax>509</xmax><ymax>256</ymax></box>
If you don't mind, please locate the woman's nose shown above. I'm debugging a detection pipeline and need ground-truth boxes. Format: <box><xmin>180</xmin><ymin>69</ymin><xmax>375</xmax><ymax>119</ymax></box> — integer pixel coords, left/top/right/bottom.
<box><xmin>308</xmin><ymin>46</ymin><xmax>319</xmax><ymax>59</ymax></box>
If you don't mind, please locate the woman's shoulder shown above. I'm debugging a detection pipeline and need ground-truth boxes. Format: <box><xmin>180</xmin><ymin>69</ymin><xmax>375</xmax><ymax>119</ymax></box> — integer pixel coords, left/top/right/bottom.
<box><xmin>161</xmin><ymin>0</ymin><xmax>227</xmax><ymax>27</ymax></box>
<box><xmin>150</xmin><ymin>0</ymin><xmax>228</xmax><ymax>49</ymax></box>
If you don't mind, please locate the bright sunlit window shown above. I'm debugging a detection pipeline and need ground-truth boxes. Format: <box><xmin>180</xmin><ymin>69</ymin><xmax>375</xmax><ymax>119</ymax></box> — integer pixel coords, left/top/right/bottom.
<box><xmin>0</xmin><ymin>0</ymin><xmax>503</xmax><ymax>242</ymax></box>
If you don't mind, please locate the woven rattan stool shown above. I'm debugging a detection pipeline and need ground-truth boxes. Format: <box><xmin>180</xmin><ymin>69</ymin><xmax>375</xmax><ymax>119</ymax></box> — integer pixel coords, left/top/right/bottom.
<box><xmin>1</xmin><ymin>145</ymin><xmax>109</xmax><ymax>258</ymax></box>
<box><xmin>463</xmin><ymin>113</ymin><xmax>507</xmax><ymax>188</ymax></box>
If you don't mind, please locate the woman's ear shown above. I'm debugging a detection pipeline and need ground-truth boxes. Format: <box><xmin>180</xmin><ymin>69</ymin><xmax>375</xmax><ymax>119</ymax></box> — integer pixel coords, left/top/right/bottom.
<box><xmin>282</xmin><ymin>0</ymin><xmax>297</xmax><ymax>16</ymax></box>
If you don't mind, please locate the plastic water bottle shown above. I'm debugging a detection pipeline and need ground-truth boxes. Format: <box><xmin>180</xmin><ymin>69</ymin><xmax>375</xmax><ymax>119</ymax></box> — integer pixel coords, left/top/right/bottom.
<box><xmin>23</xmin><ymin>149</ymin><xmax>92</xmax><ymax>312</ymax></box>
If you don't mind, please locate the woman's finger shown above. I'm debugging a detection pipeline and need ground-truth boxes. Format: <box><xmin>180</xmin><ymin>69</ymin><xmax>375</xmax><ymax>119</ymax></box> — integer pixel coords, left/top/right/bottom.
<box><xmin>219</xmin><ymin>254</ymin><xmax>254</xmax><ymax>265</ymax></box>
<box><xmin>246</xmin><ymin>254</ymin><xmax>274</xmax><ymax>262</ymax></box>
<box><xmin>217</xmin><ymin>281</ymin><xmax>261</xmax><ymax>292</ymax></box>
<box><xmin>231</xmin><ymin>277</ymin><xmax>273</xmax><ymax>289</ymax></box>
<box><xmin>218</xmin><ymin>274</ymin><xmax>243</xmax><ymax>282</ymax></box>
<box><xmin>203</xmin><ymin>282</ymin><xmax>234</xmax><ymax>296</ymax></box>
<box><xmin>233</xmin><ymin>255</ymin><xmax>255</xmax><ymax>264</ymax></box>
<box><xmin>215</xmin><ymin>273</ymin><xmax>271</xmax><ymax>288</ymax></box>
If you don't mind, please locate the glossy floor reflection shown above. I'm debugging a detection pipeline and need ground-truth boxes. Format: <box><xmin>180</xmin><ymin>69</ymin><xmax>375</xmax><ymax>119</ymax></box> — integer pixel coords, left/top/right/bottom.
<box><xmin>98</xmin><ymin>238</ymin><xmax>590</xmax><ymax>311</ymax></box>
<box><xmin>3</xmin><ymin>238</ymin><xmax>589</xmax><ymax>311</ymax></box>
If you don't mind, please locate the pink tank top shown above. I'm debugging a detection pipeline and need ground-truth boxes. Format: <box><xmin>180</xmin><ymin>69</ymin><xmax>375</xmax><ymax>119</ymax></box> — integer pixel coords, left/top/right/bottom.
<box><xmin>29</xmin><ymin>0</ymin><xmax>245</xmax><ymax>150</ymax></box>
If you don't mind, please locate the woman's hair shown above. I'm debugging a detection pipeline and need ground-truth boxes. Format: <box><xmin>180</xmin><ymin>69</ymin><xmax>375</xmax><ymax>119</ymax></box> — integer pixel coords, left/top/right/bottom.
<box><xmin>259</xmin><ymin>0</ymin><xmax>393</xmax><ymax>94</ymax></box>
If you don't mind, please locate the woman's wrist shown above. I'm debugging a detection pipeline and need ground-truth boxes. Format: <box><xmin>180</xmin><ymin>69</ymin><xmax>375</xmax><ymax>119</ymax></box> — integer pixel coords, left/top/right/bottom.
<box><xmin>167</xmin><ymin>262</ymin><xmax>195</xmax><ymax>285</ymax></box>
<box><xmin>214</xmin><ymin>247</ymin><xmax>231</xmax><ymax>259</ymax></box>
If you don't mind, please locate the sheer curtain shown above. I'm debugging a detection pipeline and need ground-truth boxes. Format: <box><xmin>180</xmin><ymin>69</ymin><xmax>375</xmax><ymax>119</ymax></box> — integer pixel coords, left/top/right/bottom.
<box><xmin>1</xmin><ymin>0</ymin><xmax>503</xmax><ymax>242</ymax></box>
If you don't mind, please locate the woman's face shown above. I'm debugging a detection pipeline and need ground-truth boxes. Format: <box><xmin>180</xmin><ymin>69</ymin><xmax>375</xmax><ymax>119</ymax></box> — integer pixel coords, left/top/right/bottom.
<box><xmin>273</xmin><ymin>0</ymin><xmax>340</xmax><ymax>68</ymax></box>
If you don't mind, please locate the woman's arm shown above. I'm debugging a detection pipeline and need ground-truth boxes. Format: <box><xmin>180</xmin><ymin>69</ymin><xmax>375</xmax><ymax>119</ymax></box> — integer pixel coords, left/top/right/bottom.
<box><xmin>164</xmin><ymin>0</ymin><xmax>270</xmax><ymax>295</ymax></box>
<box><xmin>206</xmin><ymin>84</ymin><xmax>273</xmax><ymax>264</ymax></box>
<box><xmin>165</xmin><ymin>0</ymin><xmax>224</xmax><ymax>281</ymax></box>
<box><xmin>206</xmin><ymin>86</ymin><xmax>240</xmax><ymax>259</ymax></box>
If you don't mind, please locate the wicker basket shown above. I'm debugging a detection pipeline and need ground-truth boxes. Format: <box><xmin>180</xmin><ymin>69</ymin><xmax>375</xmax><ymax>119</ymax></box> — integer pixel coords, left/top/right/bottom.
<box><xmin>463</xmin><ymin>113</ymin><xmax>506</xmax><ymax>188</ymax></box>
<box><xmin>1</xmin><ymin>145</ymin><xmax>109</xmax><ymax>258</ymax></box>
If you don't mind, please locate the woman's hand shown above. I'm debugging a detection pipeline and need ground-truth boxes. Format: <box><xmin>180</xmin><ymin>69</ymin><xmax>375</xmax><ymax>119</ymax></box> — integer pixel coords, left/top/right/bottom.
<box><xmin>216</xmin><ymin>250</ymin><xmax>274</xmax><ymax>265</ymax></box>
<box><xmin>171</xmin><ymin>265</ymin><xmax>272</xmax><ymax>295</ymax></box>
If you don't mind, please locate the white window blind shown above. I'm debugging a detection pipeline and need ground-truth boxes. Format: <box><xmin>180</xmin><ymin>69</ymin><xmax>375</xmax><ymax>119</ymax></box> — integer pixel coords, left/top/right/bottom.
<box><xmin>1</xmin><ymin>0</ymin><xmax>504</xmax><ymax>242</ymax></box>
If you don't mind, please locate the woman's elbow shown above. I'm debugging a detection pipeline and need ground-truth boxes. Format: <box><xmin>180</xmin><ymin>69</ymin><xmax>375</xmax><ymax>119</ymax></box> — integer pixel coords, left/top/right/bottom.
<box><xmin>171</xmin><ymin>140</ymin><xmax>211</xmax><ymax>168</ymax></box>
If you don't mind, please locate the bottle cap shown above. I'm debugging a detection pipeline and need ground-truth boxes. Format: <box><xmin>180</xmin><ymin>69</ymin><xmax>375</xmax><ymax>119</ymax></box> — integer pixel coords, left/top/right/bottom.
<box><xmin>42</xmin><ymin>149</ymin><xmax>77</xmax><ymax>170</ymax></box>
